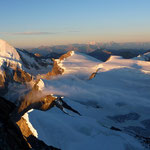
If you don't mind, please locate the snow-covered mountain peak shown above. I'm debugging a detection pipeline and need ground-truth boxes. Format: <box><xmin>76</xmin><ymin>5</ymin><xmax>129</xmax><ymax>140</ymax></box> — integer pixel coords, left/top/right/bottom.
<box><xmin>0</xmin><ymin>39</ymin><xmax>20</xmax><ymax>60</ymax></box>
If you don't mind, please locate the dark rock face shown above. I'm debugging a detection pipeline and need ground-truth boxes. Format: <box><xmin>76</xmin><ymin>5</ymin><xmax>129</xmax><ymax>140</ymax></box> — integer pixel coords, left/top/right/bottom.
<box><xmin>27</xmin><ymin>135</ymin><xmax>61</xmax><ymax>150</ymax></box>
<box><xmin>0</xmin><ymin>97</ymin><xmax>16</xmax><ymax>121</ymax></box>
<box><xmin>0</xmin><ymin>96</ymin><xmax>61</xmax><ymax>150</ymax></box>
<box><xmin>0</xmin><ymin>96</ymin><xmax>31</xmax><ymax>150</ymax></box>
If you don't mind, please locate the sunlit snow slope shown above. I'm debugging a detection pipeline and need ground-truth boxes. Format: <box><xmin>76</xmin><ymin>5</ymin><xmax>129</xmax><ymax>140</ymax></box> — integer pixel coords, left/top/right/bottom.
<box><xmin>0</xmin><ymin>39</ymin><xmax>21</xmax><ymax>69</ymax></box>
<box><xmin>27</xmin><ymin>53</ymin><xmax>150</xmax><ymax>150</ymax></box>
<box><xmin>56</xmin><ymin>51</ymin><xmax>102</xmax><ymax>79</ymax></box>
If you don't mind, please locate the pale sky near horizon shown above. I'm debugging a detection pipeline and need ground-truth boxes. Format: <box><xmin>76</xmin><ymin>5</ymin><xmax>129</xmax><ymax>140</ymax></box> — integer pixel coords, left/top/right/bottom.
<box><xmin>0</xmin><ymin>0</ymin><xmax>150</xmax><ymax>48</ymax></box>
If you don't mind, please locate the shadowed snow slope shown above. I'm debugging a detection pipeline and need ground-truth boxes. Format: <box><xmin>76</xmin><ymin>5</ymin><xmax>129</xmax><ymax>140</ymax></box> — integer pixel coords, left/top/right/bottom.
<box><xmin>17</xmin><ymin>49</ymin><xmax>53</xmax><ymax>75</ymax></box>
<box><xmin>27</xmin><ymin>54</ymin><xmax>150</xmax><ymax>150</ymax></box>
<box><xmin>134</xmin><ymin>52</ymin><xmax>150</xmax><ymax>61</ymax></box>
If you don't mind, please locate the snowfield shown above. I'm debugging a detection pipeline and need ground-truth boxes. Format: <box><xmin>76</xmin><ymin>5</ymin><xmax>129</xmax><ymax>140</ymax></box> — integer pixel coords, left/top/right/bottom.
<box><xmin>27</xmin><ymin>52</ymin><xmax>150</xmax><ymax>150</ymax></box>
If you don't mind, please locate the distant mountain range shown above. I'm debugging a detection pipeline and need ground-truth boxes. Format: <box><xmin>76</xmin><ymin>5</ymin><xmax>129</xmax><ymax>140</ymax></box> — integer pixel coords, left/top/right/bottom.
<box><xmin>27</xmin><ymin>42</ymin><xmax>150</xmax><ymax>56</ymax></box>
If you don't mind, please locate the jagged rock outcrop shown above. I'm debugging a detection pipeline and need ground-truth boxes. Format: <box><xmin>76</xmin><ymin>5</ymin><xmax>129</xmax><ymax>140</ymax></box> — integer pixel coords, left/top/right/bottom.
<box><xmin>16</xmin><ymin>117</ymin><xmax>33</xmax><ymax>138</ymax></box>
<box><xmin>59</xmin><ymin>50</ymin><xmax>73</xmax><ymax>61</ymax></box>
<box><xmin>13</xmin><ymin>79</ymin><xmax>57</xmax><ymax>120</ymax></box>
<box><xmin>38</xmin><ymin>51</ymin><xmax>74</xmax><ymax>80</ymax></box>
<box><xmin>39</xmin><ymin>59</ymin><xmax>64</xmax><ymax>80</ymax></box>
<box><xmin>89</xmin><ymin>68</ymin><xmax>101</xmax><ymax>80</ymax></box>
<box><xmin>16</xmin><ymin>78</ymin><xmax>80</xmax><ymax>118</ymax></box>
<box><xmin>13</xmin><ymin>67</ymin><xmax>32</xmax><ymax>83</ymax></box>
<box><xmin>17</xmin><ymin>48</ymin><xmax>52</xmax><ymax>69</ymax></box>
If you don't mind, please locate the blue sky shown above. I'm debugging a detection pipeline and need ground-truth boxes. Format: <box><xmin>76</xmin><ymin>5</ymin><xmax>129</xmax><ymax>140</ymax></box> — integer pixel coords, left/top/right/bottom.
<box><xmin>0</xmin><ymin>0</ymin><xmax>150</xmax><ymax>47</ymax></box>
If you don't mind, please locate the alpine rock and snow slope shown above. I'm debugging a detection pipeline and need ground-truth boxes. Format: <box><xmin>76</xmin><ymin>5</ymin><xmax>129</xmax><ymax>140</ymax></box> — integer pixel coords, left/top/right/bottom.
<box><xmin>0</xmin><ymin>39</ymin><xmax>52</xmax><ymax>77</ymax></box>
<box><xmin>0</xmin><ymin>39</ymin><xmax>22</xmax><ymax>90</ymax></box>
<box><xmin>0</xmin><ymin>39</ymin><xmax>150</xmax><ymax>149</ymax></box>
<box><xmin>16</xmin><ymin>48</ymin><xmax>53</xmax><ymax>75</ymax></box>
<box><xmin>0</xmin><ymin>39</ymin><xmax>53</xmax><ymax>100</ymax></box>
<box><xmin>26</xmin><ymin>51</ymin><xmax>150</xmax><ymax>149</ymax></box>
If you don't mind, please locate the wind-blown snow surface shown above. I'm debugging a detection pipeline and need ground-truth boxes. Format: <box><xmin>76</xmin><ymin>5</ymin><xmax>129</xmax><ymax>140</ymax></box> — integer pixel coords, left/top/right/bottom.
<box><xmin>27</xmin><ymin>54</ymin><xmax>150</xmax><ymax>150</ymax></box>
